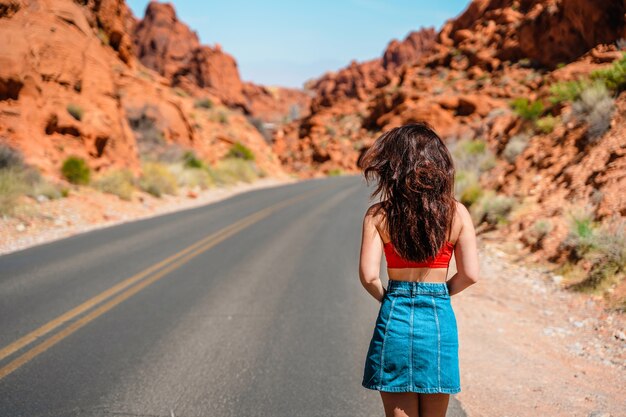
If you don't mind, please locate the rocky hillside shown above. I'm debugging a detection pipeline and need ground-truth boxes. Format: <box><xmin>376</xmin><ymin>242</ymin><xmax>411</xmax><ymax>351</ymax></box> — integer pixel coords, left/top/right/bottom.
<box><xmin>275</xmin><ymin>0</ymin><xmax>626</xmax><ymax>307</ymax></box>
<box><xmin>0</xmin><ymin>0</ymin><xmax>308</xmax><ymax>180</ymax></box>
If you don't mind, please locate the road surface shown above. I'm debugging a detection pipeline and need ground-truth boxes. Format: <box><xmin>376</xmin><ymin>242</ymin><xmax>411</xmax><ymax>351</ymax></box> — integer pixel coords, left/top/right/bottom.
<box><xmin>0</xmin><ymin>176</ymin><xmax>466</xmax><ymax>416</ymax></box>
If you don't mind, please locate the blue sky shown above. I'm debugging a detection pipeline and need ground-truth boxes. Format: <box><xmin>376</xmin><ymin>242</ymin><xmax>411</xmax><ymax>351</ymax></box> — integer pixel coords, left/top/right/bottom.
<box><xmin>127</xmin><ymin>0</ymin><xmax>470</xmax><ymax>88</ymax></box>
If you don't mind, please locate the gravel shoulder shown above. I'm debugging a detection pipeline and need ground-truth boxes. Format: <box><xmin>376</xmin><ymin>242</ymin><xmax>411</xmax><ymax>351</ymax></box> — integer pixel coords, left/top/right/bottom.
<box><xmin>453</xmin><ymin>232</ymin><xmax>625</xmax><ymax>417</ymax></box>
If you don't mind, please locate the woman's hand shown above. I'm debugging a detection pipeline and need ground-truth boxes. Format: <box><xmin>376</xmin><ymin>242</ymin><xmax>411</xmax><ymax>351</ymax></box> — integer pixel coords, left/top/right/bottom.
<box><xmin>359</xmin><ymin>205</ymin><xmax>386</xmax><ymax>302</ymax></box>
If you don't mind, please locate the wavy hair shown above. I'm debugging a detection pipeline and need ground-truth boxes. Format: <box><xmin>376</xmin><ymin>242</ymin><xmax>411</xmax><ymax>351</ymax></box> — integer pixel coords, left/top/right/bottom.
<box><xmin>361</xmin><ymin>122</ymin><xmax>457</xmax><ymax>262</ymax></box>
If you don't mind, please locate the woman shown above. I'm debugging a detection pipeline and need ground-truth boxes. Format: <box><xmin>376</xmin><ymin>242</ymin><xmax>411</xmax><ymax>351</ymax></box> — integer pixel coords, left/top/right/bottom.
<box><xmin>358</xmin><ymin>122</ymin><xmax>479</xmax><ymax>417</ymax></box>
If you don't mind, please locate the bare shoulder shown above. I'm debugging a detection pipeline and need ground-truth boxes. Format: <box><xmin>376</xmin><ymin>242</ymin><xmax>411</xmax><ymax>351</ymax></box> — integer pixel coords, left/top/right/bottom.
<box><xmin>364</xmin><ymin>202</ymin><xmax>386</xmax><ymax>229</ymax></box>
<box><xmin>453</xmin><ymin>200</ymin><xmax>475</xmax><ymax>232</ymax></box>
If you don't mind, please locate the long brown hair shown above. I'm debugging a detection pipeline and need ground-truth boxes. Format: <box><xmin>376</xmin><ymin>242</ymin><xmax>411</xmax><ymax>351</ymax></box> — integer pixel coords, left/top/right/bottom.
<box><xmin>361</xmin><ymin>122</ymin><xmax>457</xmax><ymax>261</ymax></box>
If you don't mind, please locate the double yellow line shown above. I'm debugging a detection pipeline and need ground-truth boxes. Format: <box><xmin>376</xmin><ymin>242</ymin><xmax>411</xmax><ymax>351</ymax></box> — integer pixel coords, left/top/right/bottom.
<box><xmin>0</xmin><ymin>184</ymin><xmax>330</xmax><ymax>380</ymax></box>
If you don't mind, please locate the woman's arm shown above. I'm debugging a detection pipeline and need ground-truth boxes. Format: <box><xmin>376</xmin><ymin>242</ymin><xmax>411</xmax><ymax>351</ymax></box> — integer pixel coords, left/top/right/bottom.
<box><xmin>359</xmin><ymin>206</ymin><xmax>386</xmax><ymax>303</ymax></box>
<box><xmin>446</xmin><ymin>202</ymin><xmax>480</xmax><ymax>296</ymax></box>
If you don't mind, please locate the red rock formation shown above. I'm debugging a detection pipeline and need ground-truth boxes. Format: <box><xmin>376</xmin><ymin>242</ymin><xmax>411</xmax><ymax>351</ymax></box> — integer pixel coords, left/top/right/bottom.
<box><xmin>132</xmin><ymin>1</ymin><xmax>310</xmax><ymax>121</ymax></box>
<box><xmin>274</xmin><ymin>0</ymin><xmax>626</xmax><ymax>271</ymax></box>
<box><xmin>0</xmin><ymin>0</ymin><xmax>288</xmax><ymax>181</ymax></box>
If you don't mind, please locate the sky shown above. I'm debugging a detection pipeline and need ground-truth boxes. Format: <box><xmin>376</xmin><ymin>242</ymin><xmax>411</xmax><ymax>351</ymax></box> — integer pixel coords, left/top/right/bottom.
<box><xmin>126</xmin><ymin>0</ymin><xmax>470</xmax><ymax>88</ymax></box>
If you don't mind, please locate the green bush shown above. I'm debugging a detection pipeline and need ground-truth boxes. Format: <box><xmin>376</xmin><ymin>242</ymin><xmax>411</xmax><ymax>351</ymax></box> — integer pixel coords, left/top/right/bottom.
<box><xmin>510</xmin><ymin>98</ymin><xmax>544</xmax><ymax>120</ymax></box>
<box><xmin>194</xmin><ymin>98</ymin><xmax>214</xmax><ymax>109</ymax></box>
<box><xmin>590</xmin><ymin>53</ymin><xmax>626</xmax><ymax>93</ymax></box>
<box><xmin>66</xmin><ymin>104</ymin><xmax>84</xmax><ymax>121</ymax></box>
<box><xmin>92</xmin><ymin>168</ymin><xmax>135</xmax><ymax>200</ymax></box>
<box><xmin>525</xmin><ymin>219</ymin><xmax>553</xmax><ymax>247</ymax></box>
<box><xmin>61</xmin><ymin>156</ymin><xmax>90</xmax><ymax>184</ymax></box>
<box><xmin>471</xmin><ymin>191</ymin><xmax>516</xmax><ymax>226</ymax></box>
<box><xmin>182</xmin><ymin>150</ymin><xmax>205</xmax><ymax>169</ymax></box>
<box><xmin>168</xmin><ymin>162</ymin><xmax>215</xmax><ymax>189</ymax></box>
<box><xmin>535</xmin><ymin>115</ymin><xmax>557</xmax><ymax>134</ymax></box>
<box><xmin>226</xmin><ymin>142</ymin><xmax>255</xmax><ymax>161</ymax></box>
<box><xmin>138</xmin><ymin>162</ymin><xmax>178</xmax><ymax>197</ymax></box>
<box><xmin>450</xmin><ymin>138</ymin><xmax>495</xmax><ymax>173</ymax></box>
<box><xmin>548</xmin><ymin>80</ymin><xmax>588</xmax><ymax>104</ymax></box>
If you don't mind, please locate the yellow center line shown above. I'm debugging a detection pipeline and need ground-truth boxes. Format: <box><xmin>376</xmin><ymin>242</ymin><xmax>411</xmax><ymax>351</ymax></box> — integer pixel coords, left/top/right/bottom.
<box><xmin>0</xmin><ymin>183</ymin><xmax>335</xmax><ymax>380</ymax></box>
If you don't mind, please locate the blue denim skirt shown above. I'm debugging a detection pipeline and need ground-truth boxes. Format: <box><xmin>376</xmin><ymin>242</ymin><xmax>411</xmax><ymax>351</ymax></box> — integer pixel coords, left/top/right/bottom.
<box><xmin>362</xmin><ymin>280</ymin><xmax>460</xmax><ymax>394</ymax></box>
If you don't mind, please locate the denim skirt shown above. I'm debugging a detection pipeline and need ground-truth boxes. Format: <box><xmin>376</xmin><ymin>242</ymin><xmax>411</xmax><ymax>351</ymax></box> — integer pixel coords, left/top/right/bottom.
<box><xmin>362</xmin><ymin>280</ymin><xmax>460</xmax><ymax>393</ymax></box>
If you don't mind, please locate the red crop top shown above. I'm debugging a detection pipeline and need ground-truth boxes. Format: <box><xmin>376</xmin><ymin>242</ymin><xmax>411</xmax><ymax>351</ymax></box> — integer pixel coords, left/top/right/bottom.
<box><xmin>383</xmin><ymin>240</ymin><xmax>455</xmax><ymax>269</ymax></box>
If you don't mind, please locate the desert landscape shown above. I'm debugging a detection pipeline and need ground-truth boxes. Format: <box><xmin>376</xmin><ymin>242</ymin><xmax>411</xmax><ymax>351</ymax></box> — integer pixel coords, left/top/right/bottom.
<box><xmin>0</xmin><ymin>0</ymin><xmax>624</xmax><ymax>415</ymax></box>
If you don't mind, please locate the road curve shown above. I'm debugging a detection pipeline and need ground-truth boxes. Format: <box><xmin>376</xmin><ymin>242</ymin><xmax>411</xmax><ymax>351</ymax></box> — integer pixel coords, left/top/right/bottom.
<box><xmin>0</xmin><ymin>176</ymin><xmax>466</xmax><ymax>417</ymax></box>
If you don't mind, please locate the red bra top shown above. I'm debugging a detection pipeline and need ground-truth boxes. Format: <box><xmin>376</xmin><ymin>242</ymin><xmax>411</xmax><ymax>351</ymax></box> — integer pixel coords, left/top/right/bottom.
<box><xmin>383</xmin><ymin>240</ymin><xmax>455</xmax><ymax>269</ymax></box>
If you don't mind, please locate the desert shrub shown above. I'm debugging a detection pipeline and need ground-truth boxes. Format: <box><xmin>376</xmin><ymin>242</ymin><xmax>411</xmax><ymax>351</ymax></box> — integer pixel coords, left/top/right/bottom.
<box><xmin>182</xmin><ymin>150</ymin><xmax>205</xmax><ymax>169</ymax></box>
<box><xmin>27</xmin><ymin>179</ymin><xmax>65</xmax><ymax>200</ymax></box>
<box><xmin>66</xmin><ymin>104</ymin><xmax>84</xmax><ymax>121</ymax></box>
<box><xmin>502</xmin><ymin>132</ymin><xmax>530</xmax><ymax>163</ymax></box>
<box><xmin>127</xmin><ymin>106</ymin><xmax>168</xmax><ymax>160</ymax></box>
<box><xmin>548</xmin><ymin>80</ymin><xmax>589</xmax><ymax>104</ymax></box>
<box><xmin>167</xmin><ymin>163</ymin><xmax>214</xmax><ymax>189</ymax></box>
<box><xmin>327</xmin><ymin>168</ymin><xmax>343</xmax><ymax>176</ymax></box>
<box><xmin>471</xmin><ymin>191</ymin><xmax>516</xmax><ymax>226</ymax></box>
<box><xmin>571</xmin><ymin>81</ymin><xmax>615</xmax><ymax>141</ymax></box>
<box><xmin>562</xmin><ymin>211</ymin><xmax>626</xmax><ymax>292</ymax></box>
<box><xmin>535</xmin><ymin>115</ymin><xmax>557</xmax><ymax>134</ymax></box>
<box><xmin>0</xmin><ymin>167</ymin><xmax>30</xmax><ymax>215</ymax></box>
<box><xmin>138</xmin><ymin>162</ymin><xmax>178</xmax><ymax>197</ymax></box>
<box><xmin>208</xmin><ymin>158</ymin><xmax>261</xmax><ymax>185</ymax></box>
<box><xmin>590</xmin><ymin>53</ymin><xmax>626</xmax><ymax>93</ymax></box>
<box><xmin>92</xmin><ymin>168</ymin><xmax>135</xmax><ymax>200</ymax></box>
<box><xmin>450</xmin><ymin>138</ymin><xmax>495</xmax><ymax>173</ymax></box>
<box><xmin>525</xmin><ymin>219</ymin><xmax>553</xmax><ymax>247</ymax></box>
<box><xmin>454</xmin><ymin>170</ymin><xmax>483</xmax><ymax>207</ymax></box>
<box><xmin>248</xmin><ymin>116</ymin><xmax>272</xmax><ymax>143</ymax></box>
<box><xmin>510</xmin><ymin>98</ymin><xmax>543</xmax><ymax>121</ymax></box>
<box><xmin>61</xmin><ymin>156</ymin><xmax>90</xmax><ymax>185</ymax></box>
<box><xmin>0</xmin><ymin>143</ymin><xmax>25</xmax><ymax>169</ymax></box>
<box><xmin>194</xmin><ymin>98</ymin><xmax>214</xmax><ymax>109</ymax></box>
<box><xmin>226</xmin><ymin>142</ymin><xmax>255</xmax><ymax>161</ymax></box>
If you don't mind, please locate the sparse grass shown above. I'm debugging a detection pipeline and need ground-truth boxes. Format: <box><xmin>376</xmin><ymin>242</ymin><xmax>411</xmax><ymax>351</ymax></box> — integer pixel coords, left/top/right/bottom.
<box><xmin>535</xmin><ymin>115</ymin><xmax>557</xmax><ymax>134</ymax></box>
<box><xmin>525</xmin><ymin>218</ymin><xmax>553</xmax><ymax>248</ymax></box>
<box><xmin>502</xmin><ymin>132</ymin><xmax>530</xmax><ymax>163</ymax></box>
<box><xmin>61</xmin><ymin>156</ymin><xmax>90</xmax><ymax>185</ymax></box>
<box><xmin>194</xmin><ymin>98</ymin><xmax>214</xmax><ymax>109</ymax></box>
<box><xmin>92</xmin><ymin>168</ymin><xmax>135</xmax><ymax>200</ymax></box>
<box><xmin>450</xmin><ymin>138</ymin><xmax>494</xmax><ymax>207</ymax></box>
<box><xmin>470</xmin><ymin>191</ymin><xmax>516</xmax><ymax>226</ymax></box>
<box><xmin>138</xmin><ymin>162</ymin><xmax>178</xmax><ymax>197</ymax></box>
<box><xmin>327</xmin><ymin>168</ymin><xmax>343</xmax><ymax>176</ymax></box>
<box><xmin>168</xmin><ymin>163</ymin><xmax>215</xmax><ymax>190</ymax></box>
<box><xmin>226</xmin><ymin>142</ymin><xmax>255</xmax><ymax>161</ymax></box>
<box><xmin>510</xmin><ymin>98</ymin><xmax>543</xmax><ymax>121</ymax></box>
<box><xmin>66</xmin><ymin>104</ymin><xmax>84</xmax><ymax>121</ymax></box>
<box><xmin>208</xmin><ymin>158</ymin><xmax>261</xmax><ymax>185</ymax></box>
<box><xmin>0</xmin><ymin>167</ymin><xmax>30</xmax><ymax>215</ymax></box>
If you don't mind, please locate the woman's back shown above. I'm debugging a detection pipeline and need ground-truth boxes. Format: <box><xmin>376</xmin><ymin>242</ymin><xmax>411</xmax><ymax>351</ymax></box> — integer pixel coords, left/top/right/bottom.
<box><xmin>368</xmin><ymin>200</ymin><xmax>470</xmax><ymax>283</ymax></box>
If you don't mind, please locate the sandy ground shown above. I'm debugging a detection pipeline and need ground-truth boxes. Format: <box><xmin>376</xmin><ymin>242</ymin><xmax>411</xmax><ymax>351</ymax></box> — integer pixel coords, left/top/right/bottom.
<box><xmin>0</xmin><ymin>177</ymin><xmax>296</xmax><ymax>256</ymax></box>
<box><xmin>454</xmin><ymin>233</ymin><xmax>625</xmax><ymax>417</ymax></box>
<box><xmin>1</xmin><ymin>178</ymin><xmax>624</xmax><ymax>416</ymax></box>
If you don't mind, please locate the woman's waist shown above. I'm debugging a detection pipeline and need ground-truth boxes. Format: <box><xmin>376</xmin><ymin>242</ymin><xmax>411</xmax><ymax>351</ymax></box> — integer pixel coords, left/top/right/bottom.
<box><xmin>386</xmin><ymin>279</ymin><xmax>449</xmax><ymax>296</ymax></box>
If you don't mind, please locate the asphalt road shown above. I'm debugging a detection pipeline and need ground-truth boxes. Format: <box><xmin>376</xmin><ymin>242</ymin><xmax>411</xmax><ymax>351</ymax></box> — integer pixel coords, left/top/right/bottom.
<box><xmin>0</xmin><ymin>176</ymin><xmax>466</xmax><ymax>417</ymax></box>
